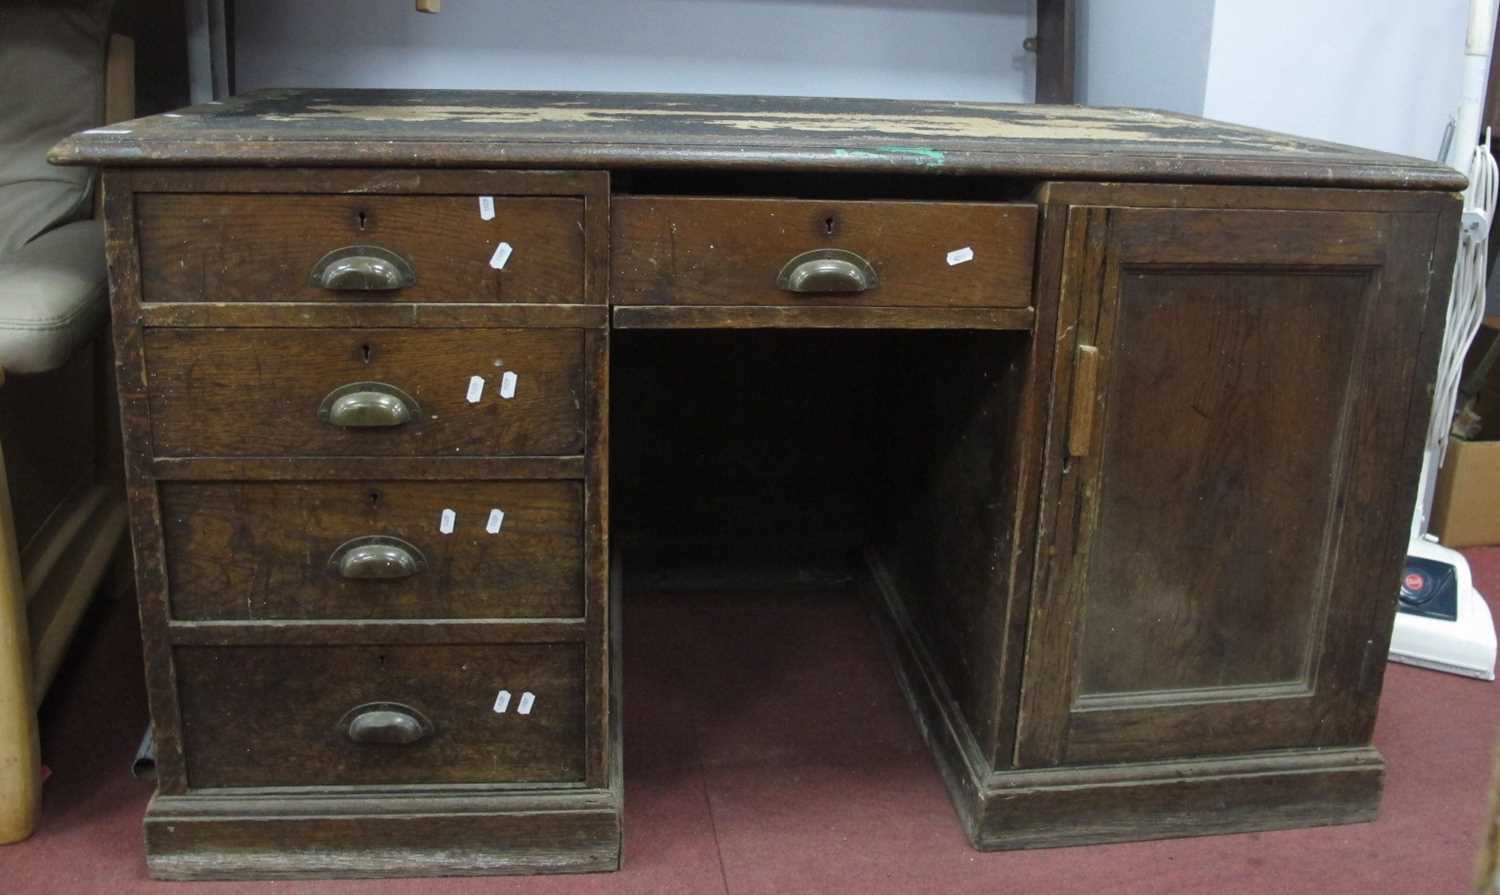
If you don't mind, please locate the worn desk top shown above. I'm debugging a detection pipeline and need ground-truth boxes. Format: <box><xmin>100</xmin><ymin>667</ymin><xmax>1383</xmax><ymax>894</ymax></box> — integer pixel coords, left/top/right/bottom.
<box><xmin>51</xmin><ymin>88</ymin><xmax>1464</xmax><ymax>190</ymax></box>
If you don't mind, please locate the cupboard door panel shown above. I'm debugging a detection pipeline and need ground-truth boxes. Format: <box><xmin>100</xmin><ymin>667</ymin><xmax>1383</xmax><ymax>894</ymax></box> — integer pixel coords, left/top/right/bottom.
<box><xmin>1079</xmin><ymin>269</ymin><xmax>1363</xmax><ymax>696</ymax></box>
<box><xmin>1017</xmin><ymin>201</ymin><xmax>1450</xmax><ymax>766</ymax></box>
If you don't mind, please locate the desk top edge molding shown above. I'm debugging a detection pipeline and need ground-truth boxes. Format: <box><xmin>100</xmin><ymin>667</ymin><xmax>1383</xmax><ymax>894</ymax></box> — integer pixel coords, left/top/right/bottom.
<box><xmin>49</xmin><ymin>88</ymin><xmax>1465</xmax><ymax>192</ymax></box>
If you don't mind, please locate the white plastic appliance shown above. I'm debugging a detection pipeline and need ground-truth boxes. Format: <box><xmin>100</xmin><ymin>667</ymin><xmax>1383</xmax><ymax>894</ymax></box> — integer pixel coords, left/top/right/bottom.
<box><xmin>1388</xmin><ymin>0</ymin><xmax>1498</xmax><ymax>680</ymax></box>
<box><xmin>1391</xmin><ymin>536</ymin><xmax>1495</xmax><ymax>679</ymax></box>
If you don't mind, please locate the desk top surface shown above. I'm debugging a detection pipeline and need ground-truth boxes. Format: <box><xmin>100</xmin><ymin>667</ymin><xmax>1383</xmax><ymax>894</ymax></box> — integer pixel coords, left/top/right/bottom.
<box><xmin>51</xmin><ymin>88</ymin><xmax>1464</xmax><ymax>191</ymax></box>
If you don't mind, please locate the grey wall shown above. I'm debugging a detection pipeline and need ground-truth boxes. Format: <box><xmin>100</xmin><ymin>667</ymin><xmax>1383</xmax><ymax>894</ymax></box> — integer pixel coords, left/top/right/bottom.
<box><xmin>1077</xmin><ymin>0</ymin><xmax>1215</xmax><ymax>115</ymax></box>
<box><xmin>1203</xmin><ymin>0</ymin><xmax>1471</xmax><ymax>160</ymax></box>
<box><xmin>234</xmin><ymin>0</ymin><xmax>1036</xmax><ymax>102</ymax></box>
<box><xmin>233</xmin><ymin>0</ymin><xmax>1476</xmax><ymax>160</ymax></box>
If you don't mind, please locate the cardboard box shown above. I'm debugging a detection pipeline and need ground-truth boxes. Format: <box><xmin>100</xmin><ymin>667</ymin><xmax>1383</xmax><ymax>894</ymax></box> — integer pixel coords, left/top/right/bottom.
<box><xmin>1431</xmin><ymin>316</ymin><xmax>1500</xmax><ymax>548</ymax></box>
<box><xmin>1432</xmin><ymin>435</ymin><xmax>1500</xmax><ymax>547</ymax></box>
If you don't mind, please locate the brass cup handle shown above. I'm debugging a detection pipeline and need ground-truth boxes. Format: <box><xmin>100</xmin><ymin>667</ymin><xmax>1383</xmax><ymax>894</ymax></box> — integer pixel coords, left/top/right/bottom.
<box><xmin>328</xmin><ymin>535</ymin><xmax>427</xmax><ymax>580</ymax></box>
<box><xmin>318</xmin><ymin>382</ymin><xmax>421</xmax><ymax>428</ymax></box>
<box><xmin>776</xmin><ymin>249</ymin><xmax>879</xmax><ymax>294</ymax></box>
<box><xmin>309</xmin><ymin>245</ymin><xmax>416</xmax><ymax>291</ymax></box>
<box><xmin>340</xmin><ymin>702</ymin><xmax>433</xmax><ymax>745</ymax></box>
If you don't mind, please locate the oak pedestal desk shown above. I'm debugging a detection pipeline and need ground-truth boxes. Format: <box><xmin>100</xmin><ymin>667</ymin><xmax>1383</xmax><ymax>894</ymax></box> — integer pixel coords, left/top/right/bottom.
<box><xmin>52</xmin><ymin>89</ymin><xmax>1464</xmax><ymax>880</ymax></box>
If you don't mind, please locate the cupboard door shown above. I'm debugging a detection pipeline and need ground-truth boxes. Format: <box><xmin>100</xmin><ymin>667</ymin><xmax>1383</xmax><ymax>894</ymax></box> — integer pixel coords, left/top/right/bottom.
<box><xmin>1016</xmin><ymin>203</ymin><xmax>1449</xmax><ymax>766</ymax></box>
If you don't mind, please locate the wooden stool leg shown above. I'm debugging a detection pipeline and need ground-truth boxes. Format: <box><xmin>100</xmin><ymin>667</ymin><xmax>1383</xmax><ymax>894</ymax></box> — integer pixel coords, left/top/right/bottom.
<box><xmin>0</xmin><ymin>442</ymin><xmax>41</xmax><ymax>843</ymax></box>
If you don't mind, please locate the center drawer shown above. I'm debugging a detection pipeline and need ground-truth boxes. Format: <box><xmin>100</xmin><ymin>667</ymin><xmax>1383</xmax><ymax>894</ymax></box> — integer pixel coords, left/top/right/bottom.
<box><xmin>611</xmin><ymin>196</ymin><xmax>1037</xmax><ymax>308</ymax></box>
<box><xmin>161</xmin><ymin>480</ymin><xmax>583</xmax><ymax>620</ymax></box>
<box><xmin>175</xmin><ymin>644</ymin><xmax>586</xmax><ymax>788</ymax></box>
<box><xmin>144</xmin><ymin>328</ymin><xmax>585</xmax><ymax>458</ymax></box>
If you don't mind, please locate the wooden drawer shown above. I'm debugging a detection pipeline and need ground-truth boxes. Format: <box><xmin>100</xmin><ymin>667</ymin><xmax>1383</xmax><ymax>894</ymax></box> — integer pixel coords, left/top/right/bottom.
<box><xmin>176</xmin><ymin>644</ymin><xmax>585</xmax><ymax>788</ymax></box>
<box><xmin>136</xmin><ymin>193</ymin><xmax>586</xmax><ymax>303</ymax></box>
<box><xmin>161</xmin><ymin>480</ymin><xmax>583</xmax><ymax>621</ymax></box>
<box><xmin>144</xmin><ymin>328</ymin><xmax>584</xmax><ymax>458</ymax></box>
<box><xmin>612</xmin><ymin>196</ymin><xmax>1036</xmax><ymax>308</ymax></box>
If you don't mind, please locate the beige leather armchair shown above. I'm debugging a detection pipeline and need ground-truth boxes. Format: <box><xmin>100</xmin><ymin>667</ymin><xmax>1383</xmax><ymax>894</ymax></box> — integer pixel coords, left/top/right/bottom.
<box><xmin>0</xmin><ymin>0</ymin><xmax>131</xmax><ymax>844</ymax></box>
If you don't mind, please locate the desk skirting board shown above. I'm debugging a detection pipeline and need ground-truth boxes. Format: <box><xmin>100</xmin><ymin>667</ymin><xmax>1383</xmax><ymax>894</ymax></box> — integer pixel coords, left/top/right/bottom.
<box><xmin>50</xmin><ymin>89</ymin><xmax>1462</xmax><ymax>879</ymax></box>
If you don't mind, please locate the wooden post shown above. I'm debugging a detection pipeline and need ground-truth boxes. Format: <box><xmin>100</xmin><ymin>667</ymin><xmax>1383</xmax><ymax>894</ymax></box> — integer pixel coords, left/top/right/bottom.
<box><xmin>1035</xmin><ymin>0</ymin><xmax>1077</xmax><ymax>104</ymax></box>
<box><xmin>0</xmin><ymin>443</ymin><xmax>42</xmax><ymax>844</ymax></box>
<box><xmin>104</xmin><ymin>35</ymin><xmax>136</xmax><ymax>125</ymax></box>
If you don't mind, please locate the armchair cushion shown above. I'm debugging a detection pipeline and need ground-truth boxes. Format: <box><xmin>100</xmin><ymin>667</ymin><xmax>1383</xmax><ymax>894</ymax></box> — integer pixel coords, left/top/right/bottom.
<box><xmin>0</xmin><ymin>221</ymin><xmax>107</xmax><ymax>375</ymax></box>
<box><xmin>0</xmin><ymin>0</ymin><xmax>110</xmax><ymax>258</ymax></box>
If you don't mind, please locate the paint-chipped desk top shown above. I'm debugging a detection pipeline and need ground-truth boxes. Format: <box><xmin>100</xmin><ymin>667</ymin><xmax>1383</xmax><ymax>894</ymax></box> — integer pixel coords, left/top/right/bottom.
<box><xmin>52</xmin><ymin>88</ymin><xmax>1463</xmax><ymax>190</ymax></box>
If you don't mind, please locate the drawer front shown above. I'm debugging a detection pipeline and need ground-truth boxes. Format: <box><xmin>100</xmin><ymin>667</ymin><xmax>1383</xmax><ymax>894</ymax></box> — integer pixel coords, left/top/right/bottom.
<box><xmin>612</xmin><ymin>196</ymin><xmax>1036</xmax><ymax>308</ymax></box>
<box><xmin>145</xmin><ymin>328</ymin><xmax>584</xmax><ymax>457</ymax></box>
<box><xmin>161</xmin><ymin>480</ymin><xmax>583</xmax><ymax>621</ymax></box>
<box><xmin>176</xmin><ymin>644</ymin><xmax>585</xmax><ymax>787</ymax></box>
<box><xmin>136</xmin><ymin>193</ymin><xmax>586</xmax><ymax>303</ymax></box>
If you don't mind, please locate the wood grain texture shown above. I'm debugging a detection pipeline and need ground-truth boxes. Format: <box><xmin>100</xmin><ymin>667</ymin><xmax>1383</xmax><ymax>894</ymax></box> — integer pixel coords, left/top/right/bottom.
<box><xmin>144</xmin><ymin>328</ymin><xmax>585</xmax><ymax>458</ymax></box>
<box><xmin>103</xmin><ymin>172</ymin><xmax>192</xmax><ymax>795</ymax></box>
<box><xmin>611</xmin><ymin>196</ymin><xmax>1035</xmax><ymax>308</ymax></box>
<box><xmin>175</xmin><ymin>643</ymin><xmax>585</xmax><ymax>787</ymax></box>
<box><xmin>144</xmin><ymin>789</ymin><xmax>620</xmax><ymax>879</ymax></box>
<box><xmin>1012</xmin><ymin>203</ymin><xmax>1107</xmax><ymax>768</ymax></box>
<box><xmin>100</xmin><ymin>164</ymin><xmax>616</xmax><ymax>877</ymax></box>
<box><xmin>137</xmin><ymin>193</ymin><xmax>584</xmax><ymax>304</ymax></box>
<box><xmin>873</xmin><ymin>330</ymin><xmax>1031</xmax><ymax>764</ymax></box>
<box><xmin>160</xmin><ymin>480</ymin><xmax>584</xmax><ymax>620</ymax></box>
<box><xmin>1017</xmin><ymin>193</ymin><xmax>1457</xmax><ymax>767</ymax></box>
<box><xmin>1034</xmin><ymin>0</ymin><xmax>1076</xmax><ymax>104</ymax></box>
<box><xmin>49</xmin><ymin>89</ymin><xmax>1465</xmax><ymax>190</ymax></box>
<box><xmin>151</xmin><ymin>456</ymin><xmax>584</xmax><ymax>482</ymax></box>
<box><xmin>167</xmin><ymin>619</ymin><xmax>585</xmax><ymax>646</ymax></box>
<box><xmin>1322</xmin><ymin>200</ymin><xmax>1461</xmax><ymax>748</ymax></box>
<box><xmin>977</xmin><ymin>184</ymin><xmax>1071</xmax><ymax>770</ymax></box>
<box><xmin>612</xmin><ymin>305</ymin><xmax>1033</xmax><ymax>330</ymax></box>
<box><xmin>581</xmin><ymin>326</ymin><xmax>610</xmax><ymax>788</ymax></box>
<box><xmin>866</xmin><ymin>547</ymin><xmax>992</xmax><ymax>799</ymax></box>
<box><xmin>971</xmin><ymin>752</ymin><xmax>1384</xmax><ymax>850</ymax></box>
<box><xmin>1065</xmin><ymin>344</ymin><xmax>1097</xmax><ymax>457</ymax></box>
<box><xmin>78</xmin><ymin>120</ymin><xmax>1462</xmax><ymax>871</ymax></box>
<box><xmin>140</xmin><ymin>302</ymin><xmax>607</xmax><ymax>330</ymax></box>
<box><xmin>971</xmin><ymin>750</ymin><xmax>1384</xmax><ymax>850</ymax></box>
<box><xmin>1078</xmin><ymin>268</ymin><xmax>1367</xmax><ymax>695</ymax></box>
<box><xmin>869</xmin><ymin>549</ymin><xmax>1385</xmax><ymax>851</ymax></box>
<box><xmin>125</xmin><ymin>168</ymin><xmax>608</xmax><ymax>197</ymax></box>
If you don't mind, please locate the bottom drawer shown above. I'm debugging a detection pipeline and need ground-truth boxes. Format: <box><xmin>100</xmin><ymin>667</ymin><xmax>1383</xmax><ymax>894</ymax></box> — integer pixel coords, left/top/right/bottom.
<box><xmin>176</xmin><ymin>644</ymin><xmax>585</xmax><ymax>788</ymax></box>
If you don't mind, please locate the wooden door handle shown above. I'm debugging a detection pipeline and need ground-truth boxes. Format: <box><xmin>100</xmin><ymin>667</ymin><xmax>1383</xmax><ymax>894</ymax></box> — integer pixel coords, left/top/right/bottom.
<box><xmin>1068</xmin><ymin>344</ymin><xmax>1100</xmax><ymax>458</ymax></box>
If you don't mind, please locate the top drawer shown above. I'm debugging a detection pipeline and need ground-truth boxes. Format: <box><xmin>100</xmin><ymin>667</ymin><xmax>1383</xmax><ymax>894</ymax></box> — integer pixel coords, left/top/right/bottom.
<box><xmin>612</xmin><ymin>197</ymin><xmax>1036</xmax><ymax>309</ymax></box>
<box><xmin>136</xmin><ymin>193</ymin><xmax>586</xmax><ymax>303</ymax></box>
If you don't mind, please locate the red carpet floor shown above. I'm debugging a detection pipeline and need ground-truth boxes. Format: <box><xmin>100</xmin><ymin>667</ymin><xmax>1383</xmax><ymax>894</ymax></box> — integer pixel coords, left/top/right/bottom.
<box><xmin>4</xmin><ymin>548</ymin><xmax>1500</xmax><ymax>894</ymax></box>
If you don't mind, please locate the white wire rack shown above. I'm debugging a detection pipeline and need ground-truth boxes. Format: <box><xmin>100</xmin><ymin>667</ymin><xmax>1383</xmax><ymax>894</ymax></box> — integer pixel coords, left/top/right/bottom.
<box><xmin>1430</xmin><ymin>132</ymin><xmax>1498</xmax><ymax>473</ymax></box>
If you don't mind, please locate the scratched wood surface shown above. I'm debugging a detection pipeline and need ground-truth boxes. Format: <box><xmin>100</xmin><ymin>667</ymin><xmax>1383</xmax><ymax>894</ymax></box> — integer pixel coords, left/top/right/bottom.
<box><xmin>160</xmin><ymin>480</ymin><xmax>584</xmax><ymax>621</ymax></box>
<box><xmin>136</xmin><ymin>193</ymin><xmax>586</xmax><ymax>304</ymax></box>
<box><xmin>867</xmin><ymin>185</ymin><xmax>1458</xmax><ymax>850</ymax></box>
<box><xmin>77</xmin><ymin>102</ymin><xmax>1464</xmax><ymax>873</ymax></box>
<box><xmin>611</xmin><ymin>197</ymin><xmax>1036</xmax><ymax>308</ymax></box>
<box><xmin>175</xmin><ymin>643</ymin><xmax>586</xmax><ymax>787</ymax></box>
<box><xmin>1014</xmin><ymin>191</ymin><xmax>1456</xmax><ymax>769</ymax></box>
<box><xmin>143</xmin><ymin>327</ymin><xmax>585</xmax><ymax>458</ymax></box>
<box><xmin>50</xmin><ymin>88</ymin><xmax>1464</xmax><ymax>190</ymax></box>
